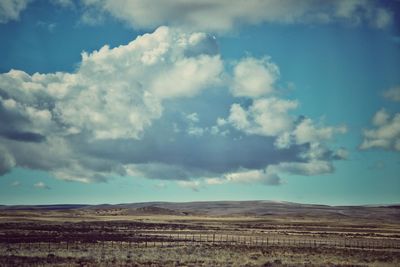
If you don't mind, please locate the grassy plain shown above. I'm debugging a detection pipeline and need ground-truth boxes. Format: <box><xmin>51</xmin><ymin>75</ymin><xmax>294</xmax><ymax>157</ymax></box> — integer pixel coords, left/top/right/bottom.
<box><xmin>0</xmin><ymin>202</ymin><xmax>399</xmax><ymax>266</ymax></box>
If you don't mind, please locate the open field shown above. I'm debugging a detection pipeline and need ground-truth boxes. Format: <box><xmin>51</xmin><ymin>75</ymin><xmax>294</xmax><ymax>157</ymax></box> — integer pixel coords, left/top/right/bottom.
<box><xmin>0</xmin><ymin>201</ymin><xmax>399</xmax><ymax>266</ymax></box>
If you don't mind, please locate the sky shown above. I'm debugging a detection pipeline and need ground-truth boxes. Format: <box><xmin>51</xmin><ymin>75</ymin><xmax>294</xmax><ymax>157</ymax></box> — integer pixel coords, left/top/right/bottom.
<box><xmin>0</xmin><ymin>0</ymin><xmax>399</xmax><ymax>206</ymax></box>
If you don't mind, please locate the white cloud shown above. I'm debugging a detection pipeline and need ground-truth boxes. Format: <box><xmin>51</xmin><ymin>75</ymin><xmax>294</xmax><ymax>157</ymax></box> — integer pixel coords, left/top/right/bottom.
<box><xmin>373</xmin><ymin>8</ymin><xmax>393</xmax><ymax>29</ymax></box>
<box><xmin>293</xmin><ymin>118</ymin><xmax>347</xmax><ymax>145</ymax></box>
<box><xmin>185</xmin><ymin>112</ymin><xmax>206</xmax><ymax>136</ymax></box>
<box><xmin>51</xmin><ymin>0</ymin><xmax>75</xmax><ymax>9</ymax></box>
<box><xmin>228</xmin><ymin>104</ymin><xmax>250</xmax><ymax>131</ymax></box>
<box><xmin>334</xmin><ymin>148</ymin><xmax>348</xmax><ymax>160</ymax></box>
<box><xmin>187</xmin><ymin>126</ymin><xmax>205</xmax><ymax>137</ymax></box>
<box><xmin>205</xmin><ymin>157</ymin><xmax>335</xmax><ymax>187</ymax></box>
<box><xmin>186</xmin><ymin>112</ymin><xmax>199</xmax><ymax>123</ymax></box>
<box><xmin>0</xmin><ymin>95</ymin><xmax>53</xmax><ymax>136</ymax></box>
<box><xmin>372</xmin><ymin>109</ymin><xmax>390</xmax><ymax>126</ymax></box>
<box><xmin>228</xmin><ymin>97</ymin><xmax>298</xmax><ymax>137</ymax></box>
<box><xmin>0</xmin><ymin>25</ymin><xmax>348</xmax><ymax>185</ymax></box>
<box><xmin>231</xmin><ymin>57</ymin><xmax>279</xmax><ymax>98</ymax></box>
<box><xmin>0</xmin><ymin>145</ymin><xmax>15</xmax><ymax>175</ymax></box>
<box><xmin>225</xmin><ymin>169</ymin><xmax>280</xmax><ymax>185</ymax></box>
<box><xmin>177</xmin><ymin>180</ymin><xmax>201</xmax><ymax>191</ymax></box>
<box><xmin>36</xmin><ymin>21</ymin><xmax>57</xmax><ymax>32</ymax></box>
<box><xmin>59</xmin><ymin>27</ymin><xmax>222</xmax><ymax>139</ymax></box>
<box><xmin>0</xmin><ymin>26</ymin><xmax>223</xmax><ymax>140</ymax></box>
<box><xmin>1</xmin><ymin>135</ymin><xmax>119</xmax><ymax>183</ymax></box>
<box><xmin>0</xmin><ymin>0</ymin><xmax>30</xmax><ymax>24</ymax></box>
<box><xmin>80</xmin><ymin>0</ymin><xmax>393</xmax><ymax>31</ymax></box>
<box><xmin>268</xmin><ymin>160</ymin><xmax>334</xmax><ymax>176</ymax></box>
<box><xmin>34</xmin><ymin>181</ymin><xmax>50</xmax><ymax>189</ymax></box>
<box><xmin>274</xmin><ymin>131</ymin><xmax>292</xmax><ymax>149</ymax></box>
<box><xmin>383</xmin><ymin>86</ymin><xmax>400</xmax><ymax>102</ymax></box>
<box><xmin>360</xmin><ymin>109</ymin><xmax>400</xmax><ymax>151</ymax></box>
<box><xmin>204</xmin><ymin>177</ymin><xmax>225</xmax><ymax>185</ymax></box>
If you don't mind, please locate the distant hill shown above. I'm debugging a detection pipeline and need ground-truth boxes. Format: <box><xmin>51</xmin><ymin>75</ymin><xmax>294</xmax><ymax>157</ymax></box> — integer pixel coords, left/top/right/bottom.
<box><xmin>1</xmin><ymin>200</ymin><xmax>399</xmax><ymax>221</ymax></box>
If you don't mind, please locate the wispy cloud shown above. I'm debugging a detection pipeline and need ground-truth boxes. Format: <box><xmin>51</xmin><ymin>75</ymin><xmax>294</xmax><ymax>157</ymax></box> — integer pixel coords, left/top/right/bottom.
<box><xmin>178</xmin><ymin>181</ymin><xmax>201</xmax><ymax>192</ymax></box>
<box><xmin>383</xmin><ymin>86</ymin><xmax>400</xmax><ymax>102</ymax></box>
<box><xmin>34</xmin><ymin>181</ymin><xmax>51</xmax><ymax>190</ymax></box>
<box><xmin>36</xmin><ymin>21</ymin><xmax>57</xmax><ymax>32</ymax></box>
<box><xmin>0</xmin><ymin>0</ymin><xmax>30</xmax><ymax>24</ymax></box>
<box><xmin>10</xmin><ymin>181</ymin><xmax>20</xmax><ymax>187</ymax></box>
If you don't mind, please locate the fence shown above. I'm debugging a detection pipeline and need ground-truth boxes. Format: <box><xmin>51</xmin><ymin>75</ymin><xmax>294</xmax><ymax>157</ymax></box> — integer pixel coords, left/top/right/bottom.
<box><xmin>2</xmin><ymin>232</ymin><xmax>400</xmax><ymax>251</ymax></box>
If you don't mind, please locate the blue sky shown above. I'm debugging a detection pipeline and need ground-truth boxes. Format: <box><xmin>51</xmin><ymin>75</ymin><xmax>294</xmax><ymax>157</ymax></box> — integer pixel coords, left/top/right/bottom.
<box><xmin>0</xmin><ymin>0</ymin><xmax>399</xmax><ymax>205</ymax></box>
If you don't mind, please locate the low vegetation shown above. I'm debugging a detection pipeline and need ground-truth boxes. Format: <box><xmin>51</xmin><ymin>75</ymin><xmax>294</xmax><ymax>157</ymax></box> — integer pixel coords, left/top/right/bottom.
<box><xmin>0</xmin><ymin>202</ymin><xmax>399</xmax><ymax>266</ymax></box>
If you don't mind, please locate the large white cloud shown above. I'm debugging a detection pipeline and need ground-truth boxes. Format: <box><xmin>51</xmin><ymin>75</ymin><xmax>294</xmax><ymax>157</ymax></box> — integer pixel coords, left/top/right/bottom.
<box><xmin>0</xmin><ymin>26</ymin><xmax>223</xmax><ymax>140</ymax></box>
<box><xmin>0</xmin><ymin>0</ymin><xmax>30</xmax><ymax>24</ymax></box>
<box><xmin>0</xmin><ymin>26</ymin><xmax>348</xmax><ymax>185</ymax></box>
<box><xmin>81</xmin><ymin>0</ymin><xmax>393</xmax><ymax>31</ymax></box>
<box><xmin>360</xmin><ymin>109</ymin><xmax>400</xmax><ymax>151</ymax></box>
<box><xmin>0</xmin><ymin>26</ymin><xmax>224</xmax><ymax>182</ymax></box>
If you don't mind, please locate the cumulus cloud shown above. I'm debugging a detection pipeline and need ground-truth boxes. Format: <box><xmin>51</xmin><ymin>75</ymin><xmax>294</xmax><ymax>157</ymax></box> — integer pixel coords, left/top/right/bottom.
<box><xmin>292</xmin><ymin>118</ymin><xmax>347</xmax><ymax>145</ymax></box>
<box><xmin>0</xmin><ymin>27</ymin><xmax>223</xmax><ymax>181</ymax></box>
<box><xmin>383</xmin><ymin>86</ymin><xmax>400</xmax><ymax>102</ymax></box>
<box><xmin>0</xmin><ymin>26</ymin><xmax>222</xmax><ymax>141</ymax></box>
<box><xmin>231</xmin><ymin>57</ymin><xmax>279</xmax><ymax>98</ymax></box>
<box><xmin>216</xmin><ymin>89</ymin><xmax>346</xmax><ymax>184</ymax></box>
<box><xmin>228</xmin><ymin>98</ymin><xmax>298</xmax><ymax>137</ymax></box>
<box><xmin>360</xmin><ymin>109</ymin><xmax>400</xmax><ymax>151</ymax></box>
<box><xmin>0</xmin><ymin>0</ymin><xmax>30</xmax><ymax>24</ymax></box>
<box><xmin>80</xmin><ymin>0</ymin><xmax>393</xmax><ymax>31</ymax></box>
<box><xmin>0</xmin><ymin>26</ymin><xmax>347</xmax><ymax>185</ymax></box>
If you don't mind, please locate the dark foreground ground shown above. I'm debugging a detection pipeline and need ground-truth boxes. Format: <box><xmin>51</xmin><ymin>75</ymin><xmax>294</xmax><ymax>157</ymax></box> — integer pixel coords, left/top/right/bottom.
<box><xmin>0</xmin><ymin>201</ymin><xmax>399</xmax><ymax>266</ymax></box>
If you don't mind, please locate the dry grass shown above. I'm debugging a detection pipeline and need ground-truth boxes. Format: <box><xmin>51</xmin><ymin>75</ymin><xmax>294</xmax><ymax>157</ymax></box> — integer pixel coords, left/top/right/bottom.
<box><xmin>1</xmin><ymin>242</ymin><xmax>400</xmax><ymax>266</ymax></box>
<box><xmin>0</xmin><ymin>210</ymin><xmax>399</xmax><ymax>266</ymax></box>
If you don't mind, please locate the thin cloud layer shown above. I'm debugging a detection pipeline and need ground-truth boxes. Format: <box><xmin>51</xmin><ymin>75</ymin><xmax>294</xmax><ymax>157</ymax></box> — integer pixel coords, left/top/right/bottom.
<box><xmin>82</xmin><ymin>0</ymin><xmax>393</xmax><ymax>31</ymax></box>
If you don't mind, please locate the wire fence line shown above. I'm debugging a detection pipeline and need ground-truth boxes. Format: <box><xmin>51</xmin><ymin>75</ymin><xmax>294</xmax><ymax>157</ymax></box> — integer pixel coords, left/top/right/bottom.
<box><xmin>2</xmin><ymin>232</ymin><xmax>400</xmax><ymax>251</ymax></box>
